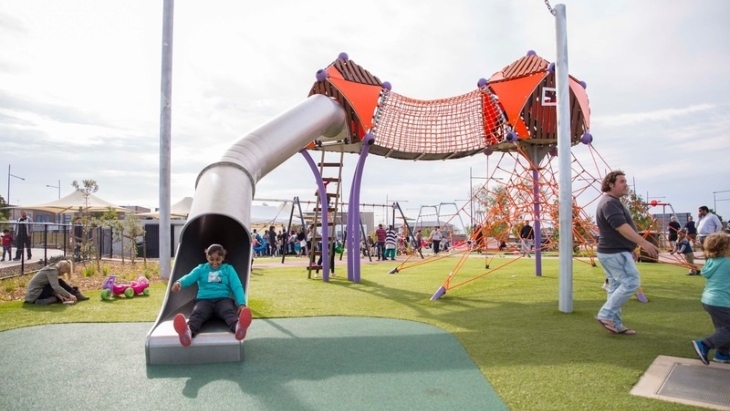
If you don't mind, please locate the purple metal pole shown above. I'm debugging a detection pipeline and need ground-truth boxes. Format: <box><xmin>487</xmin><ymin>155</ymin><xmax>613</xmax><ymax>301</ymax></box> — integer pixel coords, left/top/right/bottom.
<box><xmin>345</xmin><ymin>175</ymin><xmax>360</xmax><ymax>281</ymax></box>
<box><xmin>349</xmin><ymin>134</ymin><xmax>374</xmax><ymax>283</ymax></box>
<box><xmin>299</xmin><ymin>150</ymin><xmax>330</xmax><ymax>281</ymax></box>
<box><xmin>347</xmin><ymin>161</ymin><xmax>364</xmax><ymax>281</ymax></box>
<box><xmin>533</xmin><ymin>168</ymin><xmax>542</xmax><ymax>276</ymax></box>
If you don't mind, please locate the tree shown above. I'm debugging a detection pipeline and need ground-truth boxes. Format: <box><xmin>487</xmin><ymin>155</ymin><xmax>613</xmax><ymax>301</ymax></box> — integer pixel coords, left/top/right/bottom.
<box><xmin>71</xmin><ymin>180</ymin><xmax>100</xmax><ymax>266</ymax></box>
<box><xmin>477</xmin><ymin>185</ymin><xmax>511</xmax><ymax>237</ymax></box>
<box><xmin>107</xmin><ymin>212</ymin><xmax>145</xmax><ymax>264</ymax></box>
<box><xmin>72</xmin><ymin>179</ymin><xmax>99</xmax><ymax>206</ymax></box>
<box><xmin>622</xmin><ymin>191</ymin><xmax>652</xmax><ymax>232</ymax></box>
<box><xmin>0</xmin><ymin>194</ymin><xmax>9</xmax><ymax>222</ymax></box>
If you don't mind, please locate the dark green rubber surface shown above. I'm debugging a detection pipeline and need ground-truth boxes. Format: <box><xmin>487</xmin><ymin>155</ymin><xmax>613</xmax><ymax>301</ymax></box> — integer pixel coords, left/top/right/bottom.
<box><xmin>0</xmin><ymin>317</ymin><xmax>507</xmax><ymax>411</ymax></box>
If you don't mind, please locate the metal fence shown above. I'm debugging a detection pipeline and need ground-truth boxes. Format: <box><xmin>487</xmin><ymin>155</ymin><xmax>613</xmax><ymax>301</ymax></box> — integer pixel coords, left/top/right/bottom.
<box><xmin>0</xmin><ymin>221</ymin><xmax>142</xmax><ymax>277</ymax></box>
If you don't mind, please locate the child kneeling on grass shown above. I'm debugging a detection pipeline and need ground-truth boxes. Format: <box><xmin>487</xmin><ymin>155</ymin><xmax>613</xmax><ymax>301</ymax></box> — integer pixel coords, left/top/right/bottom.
<box><xmin>171</xmin><ymin>244</ymin><xmax>252</xmax><ymax>347</ymax></box>
<box><xmin>674</xmin><ymin>228</ymin><xmax>699</xmax><ymax>275</ymax></box>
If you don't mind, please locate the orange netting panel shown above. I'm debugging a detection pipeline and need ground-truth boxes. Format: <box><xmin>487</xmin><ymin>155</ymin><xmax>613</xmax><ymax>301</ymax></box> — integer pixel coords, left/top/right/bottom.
<box><xmin>372</xmin><ymin>89</ymin><xmax>505</xmax><ymax>154</ymax></box>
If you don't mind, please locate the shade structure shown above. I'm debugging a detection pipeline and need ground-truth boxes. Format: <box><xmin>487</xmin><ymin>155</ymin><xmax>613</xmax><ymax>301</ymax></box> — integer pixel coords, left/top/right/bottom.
<box><xmin>250</xmin><ymin>203</ymin><xmax>293</xmax><ymax>226</ymax></box>
<box><xmin>4</xmin><ymin>190</ymin><xmax>128</xmax><ymax>214</ymax></box>
<box><xmin>137</xmin><ymin>197</ymin><xmax>192</xmax><ymax>219</ymax></box>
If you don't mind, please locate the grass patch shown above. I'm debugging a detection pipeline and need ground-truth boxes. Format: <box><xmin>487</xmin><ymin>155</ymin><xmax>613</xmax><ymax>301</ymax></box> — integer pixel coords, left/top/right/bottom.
<box><xmin>0</xmin><ymin>256</ymin><xmax>709</xmax><ymax>410</ymax></box>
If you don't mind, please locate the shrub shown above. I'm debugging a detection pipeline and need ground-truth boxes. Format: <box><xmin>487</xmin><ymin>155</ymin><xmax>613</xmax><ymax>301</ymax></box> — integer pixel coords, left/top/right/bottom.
<box><xmin>82</xmin><ymin>265</ymin><xmax>96</xmax><ymax>277</ymax></box>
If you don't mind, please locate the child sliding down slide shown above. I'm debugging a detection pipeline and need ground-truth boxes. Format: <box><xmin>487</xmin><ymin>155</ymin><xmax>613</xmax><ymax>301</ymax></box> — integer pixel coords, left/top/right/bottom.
<box><xmin>171</xmin><ymin>244</ymin><xmax>252</xmax><ymax>347</ymax></box>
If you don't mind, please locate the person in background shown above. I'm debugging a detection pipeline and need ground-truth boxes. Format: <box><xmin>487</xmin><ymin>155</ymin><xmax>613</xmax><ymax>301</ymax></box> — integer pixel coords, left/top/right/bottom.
<box><xmin>697</xmin><ymin>206</ymin><xmax>722</xmax><ymax>249</ymax></box>
<box><xmin>268</xmin><ymin>225</ymin><xmax>277</xmax><ymax>257</ymax></box>
<box><xmin>24</xmin><ymin>260</ymin><xmax>89</xmax><ymax>305</ymax></box>
<box><xmin>414</xmin><ymin>229</ymin><xmax>423</xmax><ymax>253</ymax></box>
<box><xmin>13</xmin><ymin>210</ymin><xmax>33</xmax><ymax>261</ymax></box>
<box><xmin>594</xmin><ymin>170</ymin><xmax>658</xmax><ymax>335</ymax></box>
<box><xmin>674</xmin><ymin>229</ymin><xmax>699</xmax><ymax>275</ymax></box>
<box><xmin>171</xmin><ymin>244</ymin><xmax>252</xmax><ymax>347</ymax></box>
<box><xmin>472</xmin><ymin>224</ymin><xmax>485</xmax><ymax>254</ymax></box>
<box><xmin>691</xmin><ymin>232</ymin><xmax>730</xmax><ymax>365</ymax></box>
<box><xmin>1</xmin><ymin>229</ymin><xmax>13</xmax><ymax>262</ymax></box>
<box><xmin>667</xmin><ymin>215</ymin><xmax>681</xmax><ymax>252</ymax></box>
<box><xmin>71</xmin><ymin>216</ymin><xmax>83</xmax><ymax>262</ymax></box>
<box><xmin>251</xmin><ymin>229</ymin><xmax>264</xmax><ymax>257</ymax></box>
<box><xmin>429</xmin><ymin>226</ymin><xmax>442</xmax><ymax>255</ymax></box>
<box><xmin>375</xmin><ymin>224</ymin><xmax>387</xmax><ymax>261</ymax></box>
<box><xmin>303</xmin><ymin>226</ymin><xmax>312</xmax><ymax>257</ymax></box>
<box><xmin>685</xmin><ymin>215</ymin><xmax>697</xmax><ymax>245</ymax></box>
<box><xmin>519</xmin><ymin>220</ymin><xmax>534</xmax><ymax>258</ymax></box>
<box><xmin>384</xmin><ymin>225</ymin><xmax>397</xmax><ymax>261</ymax></box>
<box><xmin>442</xmin><ymin>229</ymin><xmax>452</xmax><ymax>252</ymax></box>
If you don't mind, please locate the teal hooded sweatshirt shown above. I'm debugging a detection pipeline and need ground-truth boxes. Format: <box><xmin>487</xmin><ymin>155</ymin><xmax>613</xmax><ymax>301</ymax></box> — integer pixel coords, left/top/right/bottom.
<box><xmin>700</xmin><ymin>257</ymin><xmax>730</xmax><ymax>308</ymax></box>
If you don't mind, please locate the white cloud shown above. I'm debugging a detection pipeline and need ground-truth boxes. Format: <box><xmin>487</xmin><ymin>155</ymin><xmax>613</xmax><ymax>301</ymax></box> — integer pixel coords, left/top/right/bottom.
<box><xmin>592</xmin><ymin>104</ymin><xmax>716</xmax><ymax>128</ymax></box>
<box><xmin>0</xmin><ymin>0</ymin><xmax>729</xmax><ymax>222</ymax></box>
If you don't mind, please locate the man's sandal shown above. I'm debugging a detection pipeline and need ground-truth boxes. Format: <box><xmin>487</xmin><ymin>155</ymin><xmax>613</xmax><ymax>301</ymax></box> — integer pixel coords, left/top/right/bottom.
<box><xmin>596</xmin><ymin>318</ymin><xmax>618</xmax><ymax>334</ymax></box>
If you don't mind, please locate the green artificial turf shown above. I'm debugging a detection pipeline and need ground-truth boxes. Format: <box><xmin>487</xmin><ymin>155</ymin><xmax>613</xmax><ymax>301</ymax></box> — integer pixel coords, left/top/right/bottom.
<box><xmin>0</xmin><ymin>256</ymin><xmax>710</xmax><ymax>410</ymax></box>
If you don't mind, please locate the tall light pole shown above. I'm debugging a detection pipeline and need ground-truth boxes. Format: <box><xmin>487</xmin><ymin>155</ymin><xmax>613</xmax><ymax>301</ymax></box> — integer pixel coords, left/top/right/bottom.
<box><xmin>46</xmin><ymin>180</ymin><xmax>61</xmax><ymax>224</ymax></box>
<box><xmin>46</xmin><ymin>180</ymin><xmax>61</xmax><ymax>199</ymax></box>
<box><xmin>7</xmin><ymin>165</ymin><xmax>25</xmax><ymax>206</ymax></box>
<box><xmin>713</xmin><ymin>189</ymin><xmax>730</xmax><ymax>223</ymax></box>
<box><xmin>469</xmin><ymin>166</ymin><xmax>503</xmax><ymax>227</ymax></box>
<box><xmin>713</xmin><ymin>189</ymin><xmax>730</xmax><ymax>213</ymax></box>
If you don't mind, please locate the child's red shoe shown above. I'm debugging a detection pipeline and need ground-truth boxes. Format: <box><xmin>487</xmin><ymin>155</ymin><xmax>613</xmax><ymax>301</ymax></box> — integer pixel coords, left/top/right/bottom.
<box><xmin>173</xmin><ymin>313</ymin><xmax>192</xmax><ymax>347</ymax></box>
<box><xmin>235</xmin><ymin>307</ymin><xmax>252</xmax><ymax>341</ymax></box>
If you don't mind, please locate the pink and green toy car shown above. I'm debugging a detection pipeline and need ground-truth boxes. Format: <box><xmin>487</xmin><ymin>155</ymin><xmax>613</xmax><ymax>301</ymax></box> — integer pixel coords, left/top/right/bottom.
<box><xmin>101</xmin><ymin>275</ymin><xmax>150</xmax><ymax>300</ymax></box>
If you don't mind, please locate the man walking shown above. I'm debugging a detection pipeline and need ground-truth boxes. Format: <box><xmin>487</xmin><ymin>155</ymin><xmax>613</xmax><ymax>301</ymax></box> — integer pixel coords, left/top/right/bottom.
<box><xmin>519</xmin><ymin>220</ymin><xmax>534</xmax><ymax>258</ymax></box>
<box><xmin>429</xmin><ymin>226</ymin><xmax>442</xmax><ymax>255</ymax></box>
<box><xmin>13</xmin><ymin>210</ymin><xmax>33</xmax><ymax>261</ymax></box>
<box><xmin>595</xmin><ymin>170</ymin><xmax>658</xmax><ymax>335</ymax></box>
<box><xmin>697</xmin><ymin>206</ymin><xmax>722</xmax><ymax>249</ymax></box>
<box><xmin>375</xmin><ymin>224</ymin><xmax>386</xmax><ymax>261</ymax></box>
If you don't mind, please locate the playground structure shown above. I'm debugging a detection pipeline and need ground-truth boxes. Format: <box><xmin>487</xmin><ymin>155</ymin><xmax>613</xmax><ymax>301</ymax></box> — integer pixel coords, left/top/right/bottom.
<box><xmin>309</xmin><ymin>52</ymin><xmax>691</xmax><ymax>300</ymax></box>
<box><xmin>146</xmin><ymin>44</ymin><xmax>701</xmax><ymax>363</ymax></box>
<box><xmin>304</xmin><ymin>51</ymin><xmax>592</xmax><ymax>286</ymax></box>
<box><xmin>146</xmin><ymin>48</ymin><xmax>595</xmax><ymax>363</ymax></box>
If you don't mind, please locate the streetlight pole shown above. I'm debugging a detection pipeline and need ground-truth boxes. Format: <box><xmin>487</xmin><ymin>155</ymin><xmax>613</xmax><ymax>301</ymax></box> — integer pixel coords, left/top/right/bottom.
<box><xmin>7</xmin><ymin>164</ymin><xmax>25</xmax><ymax>206</ymax></box>
<box><xmin>46</xmin><ymin>180</ymin><xmax>61</xmax><ymax>199</ymax></box>
<box><xmin>713</xmin><ymin>189</ymin><xmax>730</xmax><ymax>213</ymax></box>
<box><xmin>46</xmin><ymin>180</ymin><xmax>61</xmax><ymax>224</ymax></box>
<box><xmin>469</xmin><ymin>167</ymin><xmax>503</xmax><ymax>227</ymax></box>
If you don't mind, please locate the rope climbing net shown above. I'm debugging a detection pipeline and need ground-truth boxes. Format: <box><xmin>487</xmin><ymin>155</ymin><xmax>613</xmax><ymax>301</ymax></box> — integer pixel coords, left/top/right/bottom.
<box><xmin>371</xmin><ymin>89</ymin><xmax>506</xmax><ymax>155</ymax></box>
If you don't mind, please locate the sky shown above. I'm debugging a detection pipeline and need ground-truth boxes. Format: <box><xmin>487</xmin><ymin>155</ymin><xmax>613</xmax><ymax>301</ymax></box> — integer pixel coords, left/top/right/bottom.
<box><xmin>1</xmin><ymin>0</ymin><xmax>729</xmax><ymax>227</ymax></box>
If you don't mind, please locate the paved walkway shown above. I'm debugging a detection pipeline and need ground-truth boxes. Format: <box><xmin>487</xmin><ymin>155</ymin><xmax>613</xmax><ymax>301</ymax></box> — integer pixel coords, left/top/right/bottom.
<box><xmin>0</xmin><ymin>247</ymin><xmax>65</xmax><ymax>269</ymax></box>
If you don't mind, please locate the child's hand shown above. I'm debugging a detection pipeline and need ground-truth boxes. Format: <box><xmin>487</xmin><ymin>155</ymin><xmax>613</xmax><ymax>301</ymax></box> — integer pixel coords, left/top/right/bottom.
<box><xmin>171</xmin><ymin>282</ymin><xmax>181</xmax><ymax>293</ymax></box>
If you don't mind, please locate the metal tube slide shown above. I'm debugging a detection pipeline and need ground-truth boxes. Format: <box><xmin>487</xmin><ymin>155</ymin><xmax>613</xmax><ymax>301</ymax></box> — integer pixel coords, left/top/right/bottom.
<box><xmin>146</xmin><ymin>95</ymin><xmax>346</xmax><ymax>365</ymax></box>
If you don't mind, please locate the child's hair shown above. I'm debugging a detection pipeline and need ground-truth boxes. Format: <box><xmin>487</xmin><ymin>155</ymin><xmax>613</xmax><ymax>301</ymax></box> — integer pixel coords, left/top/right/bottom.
<box><xmin>703</xmin><ymin>232</ymin><xmax>730</xmax><ymax>259</ymax></box>
<box><xmin>2</xmin><ymin>229</ymin><xmax>9</xmax><ymax>234</ymax></box>
<box><xmin>206</xmin><ymin>244</ymin><xmax>227</xmax><ymax>256</ymax></box>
